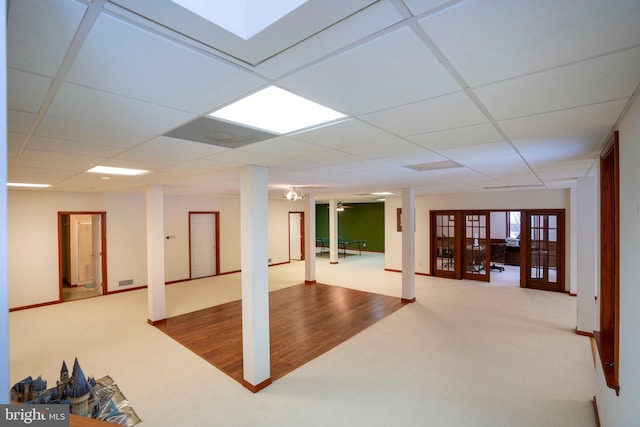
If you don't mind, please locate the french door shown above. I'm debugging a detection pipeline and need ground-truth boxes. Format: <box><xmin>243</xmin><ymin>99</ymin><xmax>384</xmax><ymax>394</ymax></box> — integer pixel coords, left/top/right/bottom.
<box><xmin>521</xmin><ymin>210</ymin><xmax>564</xmax><ymax>292</ymax></box>
<box><xmin>431</xmin><ymin>211</ymin><xmax>490</xmax><ymax>282</ymax></box>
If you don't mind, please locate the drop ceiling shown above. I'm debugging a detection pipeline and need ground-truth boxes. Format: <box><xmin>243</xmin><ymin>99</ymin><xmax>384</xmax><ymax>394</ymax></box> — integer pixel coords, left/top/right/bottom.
<box><xmin>6</xmin><ymin>0</ymin><xmax>640</xmax><ymax>201</ymax></box>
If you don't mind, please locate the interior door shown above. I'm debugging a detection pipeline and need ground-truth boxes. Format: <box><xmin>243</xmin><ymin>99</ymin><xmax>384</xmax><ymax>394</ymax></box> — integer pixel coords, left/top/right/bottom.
<box><xmin>190</xmin><ymin>212</ymin><xmax>218</xmax><ymax>279</ymax></box>
<box><xmin>522</xmin><ymin>210</ymin><xmax>564</xmax><ymax>292</ymax></box>
<box><xmin>431</xmin><ymin>211</ymin><xmax>459</xmax><ymax>279</ymax></box>
<box><xmin>77</xmin><ymin>220</ymin><xmax>93</xmax><ymax>285</ymax></box>
<box><xmin>91</xmin><ymin>214</ymin><xmax>103</xmax><ymax>294</ymax></box>
<box><xmin>462</xmin><ymin>212</ymin><xmax>490</xmax><ymax>282</ymax></box>
<box><xmin>289</xmin><ymin>212</ymin><xmax>304</xmax><ymax>261</ymax></box>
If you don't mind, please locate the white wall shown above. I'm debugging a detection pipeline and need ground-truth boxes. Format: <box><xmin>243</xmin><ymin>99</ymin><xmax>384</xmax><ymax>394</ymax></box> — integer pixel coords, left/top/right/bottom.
<box><xmin>595</xmin><ymin>94</ymin><xmax>640</xmax><ymax>426</ymax></box>
<box><xmin>490</xmin><ymin>211</ymin><xmax>507</xmax><ymax>239</ymax></box>
<box><xmin>385</xmin><ymin>189</ymin><xmax>570</xmax><ymax>283</ymax></box>
<box><xmin>8</xmin><ymin>191</ymin><xmax>301</xmax><ymax>309</ymax></box>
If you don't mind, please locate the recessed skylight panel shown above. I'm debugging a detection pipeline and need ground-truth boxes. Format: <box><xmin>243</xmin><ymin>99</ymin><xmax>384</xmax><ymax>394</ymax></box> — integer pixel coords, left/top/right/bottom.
<box><xmin>170</xmin><ymin>0</ymin><xmax>309</xmax><ymax>40</ymax></box>
<box><xmin>210</xmin><ymin>86</ymin><xmax>346</xmax><ymax>134</ymax></box>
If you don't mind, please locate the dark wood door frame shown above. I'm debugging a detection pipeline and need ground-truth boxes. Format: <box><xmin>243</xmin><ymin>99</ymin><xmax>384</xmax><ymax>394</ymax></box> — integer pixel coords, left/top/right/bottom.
<box><xmin>520</xmin><ymin>209</ymin><xmax>565</xmax><ymax>292</ymax></box>
<box><xmin>57</xmin><ymin>211</ymin><xmax>107</xmax><ymax>300</ymax></box>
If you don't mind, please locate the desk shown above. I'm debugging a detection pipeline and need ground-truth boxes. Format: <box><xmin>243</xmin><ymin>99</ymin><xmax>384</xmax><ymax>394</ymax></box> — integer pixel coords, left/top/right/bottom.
<box><xmin>316</xmin><ymin>238</ymin><xmax>366</xmax><ymax>258</ymax></box>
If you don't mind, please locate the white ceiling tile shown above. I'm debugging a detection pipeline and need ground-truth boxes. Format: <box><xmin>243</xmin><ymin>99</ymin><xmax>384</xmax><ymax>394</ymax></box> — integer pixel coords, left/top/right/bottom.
<box><xmin>293</xmin><ymin>150</ymin><xmax>366</xmax><ymax>167</ymax></box>
<box><xmin>257</xmin><ymin>0</ymin><xmax>403</xmax><ymax>79</ymax></box>
<box><xmin>132</xmin><ymin>136</ymin><xmax>230</xmax><ymax>159</ymax></box>
<box><xmin>205</xmin><ymin>149</ymin><xmax>280</xmax><ymax>165</ymax></box>
<box><xmin>437</xmin><ymin>141</ymin><xmax>524</xmax><ymax>169</ymax></box>
<box><xmin>475</xmin><ymin>47</ymin><xmax>640</xmax><ymax>120</ymax></box>
<box><xmin>37</xmin><ymin>115</ymin><xmax>150</xmax><ymax>148</ymax></box>
<box><xmin>7</xmin><ymin>0</ymin><xmax>86</xmax><ymax>76</ymax></box>
<box><xmin>7</xmin><ymin>69</ymin><xmax>52</xmax><ymax>113</ymax></box>
<box><xmin>499</xmin><ymin>100</ymin><xmax>627</xmax><ymax>140</ymax></box>
<box><xmin>341</xmin><ymin>139</ymin><xmax>424</xmax><ymax>159</ymax></box>
<box><xmin>279</xmin><ymin>27</ymin><xmax>461</xmax><ymax>115</ymax></box>
<box><xmin>407</xmin><ymin>123</ymin><xmax>504</xmax><ymax>150</ymax></box>
<box><xmin>17</xmin><ymin>149</ymin><xmax>103</xmax><ymax>171</ymax></box>
<box><xmin>110</xmin><ymin>0</ymin><xmax>377</xmax><ymax>66</ymax></box>
<box><xmin>378</xmin><ymin>150</ymin><xmax>447</xmax><ymax>167</ymax></box>
<box><xmin>512</xmin><ymin>130</ymin><xmax>607</xmax><ymax>166</ymax></box>
<box><xmin>28</xmin><ymin>136</ymin><xmax>124</xmax><ymax>157</ymax></box>
<box><xmin>402</xmin><ymin>0</ymin><xmax>458</xmax><ymax>16</ymax></box>
<box><xmin>240</xmin><ymin>137</ymin><xmax>326</xmax><ymax>158</ymax></box>
<box><xmin>48</xmin><ymin>83</ymin><xmax>195</xmax><ymax>134</ymax></box>
<box><xmin>66</xmin><ymin>14</ymin><xmax>267</xmax><ymax>115</ymax></box>
<box><xmin>289</xmin><ymin>119</ymin><xmax>395</xmax><ymax>149</ymax></box>
<box><xmin>360</xmin><ymin>92</ymin><xmax>487</xmax><ymax>136</ymax></box>
<box><xmin>420</xmin><ymin>0</ymin><xmax>640</xmax><ymax>86</ymax></box>
<box><xmin>8</xmin><ymin>110</ymin><xmax>36</xmax><ymax>134</ymax></box>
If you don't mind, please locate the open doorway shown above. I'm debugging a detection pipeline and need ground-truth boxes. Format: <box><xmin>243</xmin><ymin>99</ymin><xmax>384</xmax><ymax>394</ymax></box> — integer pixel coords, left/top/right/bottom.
<box><xmin>489</xmin><ymin>210</ymin><xmax>521</xmax><ymax>287</ymax></box>
<box><xmin>58</xmin><ymin>212</ymin><xmax>107</xmax><ymax>302</ymax></box>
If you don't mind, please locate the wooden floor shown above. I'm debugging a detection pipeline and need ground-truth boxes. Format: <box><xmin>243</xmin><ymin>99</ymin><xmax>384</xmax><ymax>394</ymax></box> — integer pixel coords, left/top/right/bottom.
<box><xmin>155</xmin><ymin>283</ymin><xmax>409</xmax><ymax>389</ymax></box>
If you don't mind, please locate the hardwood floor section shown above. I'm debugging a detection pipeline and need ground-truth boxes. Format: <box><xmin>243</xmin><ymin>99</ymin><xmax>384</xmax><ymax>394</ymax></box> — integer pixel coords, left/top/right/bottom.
<box><xmin>155</xmin><ymin>283</ymin><xmax>409</xmax><ymax>388</ymax></box>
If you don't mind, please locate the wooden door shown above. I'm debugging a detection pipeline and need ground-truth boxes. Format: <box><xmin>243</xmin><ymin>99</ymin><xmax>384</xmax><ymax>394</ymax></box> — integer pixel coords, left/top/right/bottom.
<box><xmin>462</xmin><ymin>212</ymin><xmax>490</xmax><ymax>282</ymax></box>
<box><xmin>522</xmin><ymin>210</ymin><xmax>564</xmax><ymax>292</ymax></box>
<box><xmin>431</xmin><ymin>211</ymin><xmax>460</xmax><ymax>279</ymax></box>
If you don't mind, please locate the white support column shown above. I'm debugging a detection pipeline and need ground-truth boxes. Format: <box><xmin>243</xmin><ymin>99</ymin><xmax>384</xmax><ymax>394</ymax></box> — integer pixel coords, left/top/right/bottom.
<box><xmin>576</xmin><ymin>176</ymin><xmax>597</xmax><ymax>334</ymax></box>
<box><xmin>329</xmin><ymin>199</ymin><xmax>339</xmax><ymax>264</ymax></box>
<box><xmin>240</xmin><ymin>165</ymin><xmax>271</xmax><ymax>391</ymax></box>
<box><xmin>401</xmin><ymin>188</ymin><xmax>416</xmax><ymax>303</ymax></box>
<box><xmin>305</xmin><ymin>193</ymin><xmax>317</xmax><ymax>284</ymax></box>
<box><xmin>0</xmin><ymin>0</ymin><xmax>9</xmax><ymax>403</ymax></box>
<box><xmin>146</xmin><ymin>184</ymin><xmax>166</xmax><ymax>324</ymax></box>
<box><xmin>569</xmin><ymin>186</ymin><xmax>578</xmax><ymax>295</ymax></box>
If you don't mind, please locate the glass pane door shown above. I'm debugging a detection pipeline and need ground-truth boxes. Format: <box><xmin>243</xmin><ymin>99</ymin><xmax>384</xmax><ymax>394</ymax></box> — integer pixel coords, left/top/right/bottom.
<box><xmin>432</xmin><ymin>212</ymin><xmax>458</xmax><ymax>279</ymax></box>
<box><xmin>463</xmin><ymin>212</ymin><xmax>489</xmax><ymax>281</ymax></box>
<box><xmin>525</xmin><ymin>211</ymin><xmax>563</xmax><ymax>291</ymax></box>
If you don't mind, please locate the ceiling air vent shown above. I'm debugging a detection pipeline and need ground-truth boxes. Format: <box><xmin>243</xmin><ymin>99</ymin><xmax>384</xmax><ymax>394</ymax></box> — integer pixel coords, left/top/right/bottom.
<box><xmin>164</xmin><ymin>117</ymin><xmax>278</xmax><ymax>149</ymax></box>
<box><xmin>403</xmin><ymin>160</ymin><xmax>462</xmax><ymax>172</ymax></box>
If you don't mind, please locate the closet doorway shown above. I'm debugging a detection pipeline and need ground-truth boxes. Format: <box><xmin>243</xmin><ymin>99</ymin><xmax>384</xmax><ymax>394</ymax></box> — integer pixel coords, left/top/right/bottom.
<box><xmin>58</xmin><ymin>212</ymin><xmax>107</xmax><ymax>302</ymax></box>
<box><xmin>289</xmin><ymin>212</ymin><xmax>305</xmax><ymax>261</ymax></box>
<box><xmin>189</xmin><ymin>212</ymin><xmax>219</xmax><ymax>279</ymax></box>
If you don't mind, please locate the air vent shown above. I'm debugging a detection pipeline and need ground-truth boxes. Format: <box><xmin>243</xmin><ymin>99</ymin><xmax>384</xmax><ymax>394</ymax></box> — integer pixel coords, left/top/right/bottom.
<box><xmin>119</xmin><ymin>279</ymin><xmax>134</xmax><ymax>287</ymax></box>
<box><xmin>164</xmin><ymin>117</ymin><xmax>277</xmax><ymax>149</ymax></box>
<box><xmin>483</xmin><ymin>185</ymin><xmax>546</xmax><ymax>190</ymax></box>
<box><xmin>403</xmin><ymin>160</ymin><xmax>462</xmax><ymax>171</ymax></box>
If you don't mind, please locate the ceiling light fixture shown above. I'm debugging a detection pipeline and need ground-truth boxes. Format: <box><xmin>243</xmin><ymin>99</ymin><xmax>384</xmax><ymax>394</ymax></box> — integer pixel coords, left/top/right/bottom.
<box><xmin>284</xmin><ymin>186</ymin><xmax>304</xmax><ymax>201</ymax></box>
<box><xmin>7</xmin><ymin>182</ymin><xmax>51</xmax><ymax>188</ymax></box>
<box><xmin>87</xmin><ymin>166</ymin><xmax>149</xmax><ymax>176</ymax></box>
<box><xmin>210</xmin><ymin>86</ymin><xmax>346</xmax><ymax>134</ymax></box>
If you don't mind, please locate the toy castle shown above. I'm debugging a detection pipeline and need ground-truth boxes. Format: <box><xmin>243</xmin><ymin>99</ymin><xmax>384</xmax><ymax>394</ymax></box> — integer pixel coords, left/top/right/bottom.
<box><xmin>10</xmin><ymin>358</ymin><xmax>140</xmax><ymax>425</ymax></box>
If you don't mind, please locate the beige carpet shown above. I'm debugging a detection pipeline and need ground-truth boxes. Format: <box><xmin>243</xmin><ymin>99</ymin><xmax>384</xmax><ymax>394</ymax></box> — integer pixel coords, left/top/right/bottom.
<box><xmin>9</xmin><ymin>253</ymin><xmax>596</xmax><ymax>426</ymax></box>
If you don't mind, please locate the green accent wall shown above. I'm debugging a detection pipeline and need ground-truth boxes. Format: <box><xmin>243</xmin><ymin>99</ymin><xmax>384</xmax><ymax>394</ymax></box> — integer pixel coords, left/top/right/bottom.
<box><xmin>315</xmin><ymin>202</ymin><xmax>385</xmax><ymax>252</ymax></box>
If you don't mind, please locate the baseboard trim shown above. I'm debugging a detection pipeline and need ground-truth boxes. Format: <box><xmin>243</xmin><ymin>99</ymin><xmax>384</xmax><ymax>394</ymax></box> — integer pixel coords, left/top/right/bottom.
<box><xmin>147</xmin><ymin>318</ymin><xmax>166</xmax><ymax>326</ymax></box>
<box><xmin>593</xmin><ymin>396</ymin><xmax>601</xmax><ymax>427</ymax></box>
<box><xmin>242</xmin><ymin>377</ymin><xmax>272</xmax><ymax>393</ymax></box>
<box><xmin>575</xmin><ymin>328</ymin><xmax>594</xmax><ymax>338</ymax></box>
<box><xmin>304</xmin><ymin>280</ymin><xmax>317</xmax><ymax>285</ymax></box>
<box><xmin>9</xmin><ymin>299</ymin><xmax>60</xmax><ymax>312</ymax></box>
<box><xmin>330</xmin><ymin>261</ymin><xmax>339</xmax><ymax>265</ymax></box>
<box><xmin>401</xmin><ymin>297</ymin><xmax>416</xmax><ymax>304</ymax></box>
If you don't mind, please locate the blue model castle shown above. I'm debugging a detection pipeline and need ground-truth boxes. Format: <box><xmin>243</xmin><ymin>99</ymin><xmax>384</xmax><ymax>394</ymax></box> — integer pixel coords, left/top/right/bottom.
<box><xmin>10</xmin><ymin>358</ymin><xmax>140</xmax><ymax>425</ymax></box>
<box><xmin>11</xmin><ymin>358</ymin><xmax>97</xmax><ymax>416</ymax></box>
